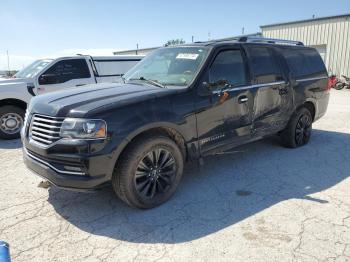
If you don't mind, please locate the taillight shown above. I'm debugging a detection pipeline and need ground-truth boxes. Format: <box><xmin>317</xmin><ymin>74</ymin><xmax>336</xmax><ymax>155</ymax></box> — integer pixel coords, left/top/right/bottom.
<box><xmin>327</xmin><ymin>76</ymin><xmax>336</xmax><ymax>91</ymax></box>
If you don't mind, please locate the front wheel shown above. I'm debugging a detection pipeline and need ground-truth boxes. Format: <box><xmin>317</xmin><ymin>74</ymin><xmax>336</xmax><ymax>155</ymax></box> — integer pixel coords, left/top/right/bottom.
<box><xmin>281</xmin><ymin>107</ymin><xmax>312</xmax><ymax>148</ymax></box>
<box><xmin>0</xmin><ymin>105</ymin><xmax>25</xmax><ymax>140</ymax></box>
<box><xmin>112</xmin><ymin>135</ymin><xmax>184</xmax><ymax>209</ymax></box>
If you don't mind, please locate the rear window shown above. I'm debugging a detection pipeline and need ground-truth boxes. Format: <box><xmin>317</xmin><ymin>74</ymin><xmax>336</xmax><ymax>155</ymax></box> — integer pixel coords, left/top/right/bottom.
<box><xmin>94</xmin><ymin>60</ymin><xmax>141</xmax><ymax>76</ymax></box>
<box><xmin>280</xmin><ymin>48</ymin><xmax>327</xmax><ymax>79</ymax></box>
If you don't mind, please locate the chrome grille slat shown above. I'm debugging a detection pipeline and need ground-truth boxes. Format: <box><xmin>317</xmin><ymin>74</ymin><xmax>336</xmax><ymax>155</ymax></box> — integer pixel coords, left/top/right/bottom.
<box><xmin>33</xmin><ymin>118</ymin><xmax>63</xmax><ymax>124</ymax></box>
<box><xmin>29</xmin><ymin>114</ymin><xmax>63</xmax><ymax>146</ymax></box>
<box><xmin>32</xmin><ymin>122</ymin><xmax>61</xmax><ymax>129</ymax></box>
<box><xmin>31</xmin><ymin>127</ymin><xmax>60</xmax><ymax>134</ymax></box>
<box><xmin>31</xmin><ymin>131</ymin><xmax>60</xmax><ymax>139</ymax></box>
<box><xmin>30</xmin><ymin>136</ymin><xmax>52</xmax><ymax>145</ymax></box>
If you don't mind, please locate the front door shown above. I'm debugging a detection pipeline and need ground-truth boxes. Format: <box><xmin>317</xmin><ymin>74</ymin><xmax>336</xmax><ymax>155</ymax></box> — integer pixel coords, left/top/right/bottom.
<box><xmin>35</xmin><ymin>58</ymin><xmax>94</xmax><ymax>95</ymax></box>
<box><xmin>244</xmin><ymin>45</ymin><xmax>292</xmax><ymax>135</ymax></box>
<box><xmin>195</xmin><ymin>48</ymin><xmax>254</xmax><ymax>155</ymax></box>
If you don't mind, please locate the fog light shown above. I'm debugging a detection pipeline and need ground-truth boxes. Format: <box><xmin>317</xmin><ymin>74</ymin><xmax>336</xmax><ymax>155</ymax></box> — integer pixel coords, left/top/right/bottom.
<box><xmin>64</xmin><ymin>166</ymin><xmax>83</xmax><ymax>172</ymax></box>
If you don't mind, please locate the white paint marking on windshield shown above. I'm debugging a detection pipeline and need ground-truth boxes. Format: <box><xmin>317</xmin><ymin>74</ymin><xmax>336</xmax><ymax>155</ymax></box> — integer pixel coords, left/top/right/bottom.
<box><xmin>176</xmin><ymin>53</ymin><xmax>199</xmax><ymax>60</ymax></box>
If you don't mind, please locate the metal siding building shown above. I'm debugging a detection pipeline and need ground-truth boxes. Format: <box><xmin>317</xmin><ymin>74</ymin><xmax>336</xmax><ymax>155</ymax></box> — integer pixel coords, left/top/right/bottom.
<box><xmin>261</xmin><ymin>14</ymin><xmax>350</xmax><ymax>77</ymax></box>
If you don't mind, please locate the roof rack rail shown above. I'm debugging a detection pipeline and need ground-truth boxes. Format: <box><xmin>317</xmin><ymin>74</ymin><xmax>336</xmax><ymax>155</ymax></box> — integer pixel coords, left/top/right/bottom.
<box><xmin>238</xmin><ymin>36</ymin><xmax>304</xmax><ymax>46</ymax></box>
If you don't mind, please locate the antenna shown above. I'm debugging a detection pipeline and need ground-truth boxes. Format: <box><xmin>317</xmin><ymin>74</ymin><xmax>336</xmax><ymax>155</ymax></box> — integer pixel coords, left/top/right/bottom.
<box><xmin>6</xmin><ymin>50</ymin><xmax>10</xmax><ymax>74</ymax></box>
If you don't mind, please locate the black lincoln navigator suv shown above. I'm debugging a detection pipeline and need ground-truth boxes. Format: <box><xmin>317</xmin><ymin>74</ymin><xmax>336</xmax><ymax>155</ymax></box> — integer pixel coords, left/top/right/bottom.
<box><xmin>22</xmin><ymin>37</ymin><xmax>330</xmax><ymax>208</ymax></box>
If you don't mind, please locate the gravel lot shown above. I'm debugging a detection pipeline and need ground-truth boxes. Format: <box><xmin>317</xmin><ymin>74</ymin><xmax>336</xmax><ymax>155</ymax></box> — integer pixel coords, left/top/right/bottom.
<box><xmin>0</xmin><ymin>90</ymin><xmax>349</xmax><ymax>262</ymax></box>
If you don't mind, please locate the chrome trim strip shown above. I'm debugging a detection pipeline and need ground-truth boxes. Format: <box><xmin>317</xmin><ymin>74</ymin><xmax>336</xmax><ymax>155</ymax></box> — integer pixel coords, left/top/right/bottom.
<box><xmin>213</xmin><ymin>81</ymin><xmax>285</xmax><ymax>93</ymax></box>
<box><xmin>24</xmin><ymin>147</ymin><xmax>85</xmax><ymax>175</ymax></box>
<box><xmin>296</xmin><ymin>76</ymin><xmax>328</xmax><ymax>82</ymax></box>
<box><xmin>251</xmin><ymin>81</ymin><xmax>285</xmax><ymax>89</ymax></box>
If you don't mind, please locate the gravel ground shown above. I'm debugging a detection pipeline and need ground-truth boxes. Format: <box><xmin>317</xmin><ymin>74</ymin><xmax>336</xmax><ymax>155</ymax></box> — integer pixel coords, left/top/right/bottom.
<box><xmin>0</xmin><ymin>90</ymin><xmax>349</xmax><ymax>262</ymax></box>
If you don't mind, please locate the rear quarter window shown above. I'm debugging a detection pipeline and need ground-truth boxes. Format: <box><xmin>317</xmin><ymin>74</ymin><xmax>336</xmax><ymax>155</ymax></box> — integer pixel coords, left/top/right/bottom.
<box><xmin>280</xmin><ymin>47</ymin><xmax>327</xmax><ymax>79</ymax></box>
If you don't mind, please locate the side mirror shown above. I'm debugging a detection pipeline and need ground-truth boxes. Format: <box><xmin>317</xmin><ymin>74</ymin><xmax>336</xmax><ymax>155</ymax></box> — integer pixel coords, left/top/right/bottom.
<box><xmin>198</xmin><ymin>81</ymin><xmax>213</xmax><ymax>96</ymax></box>
<box><xmin>215</xmin><ymin>79</ymin><xmax>229</xmax><ymax>87</ymax></box>
<box><xmin>199</xmin><ymin>80</ymin><xmax>230</xmax><ymax>96</ymax></box>
<box><xmin>39</xmin><ymin>74</ymin><xmax>58</xmax><ymax>85</ymax></box>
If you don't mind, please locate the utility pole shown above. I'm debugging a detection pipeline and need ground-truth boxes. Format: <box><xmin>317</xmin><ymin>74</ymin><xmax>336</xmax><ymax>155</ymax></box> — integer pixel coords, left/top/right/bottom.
<box><xmin>136</xmin><ymin>43</ymin><xmax>139</xmax><ymax>55</ymax></box>
<box><xmin>242</xmin><ymin>27</ymin><xmax>245</xmax><ymax>35</ymax></box>
<box><xmin>191</xmin><ymin>35</ymin><xmax>194</xmax><ymax>43</ymax></box>
<box><xmin>208</xmin><ymin>32</ymin><xmax>211</xmax><ymax>41</ymax></box>
<box><xmin>6</xmin><ymin>50</ymin><xmax>10</xmax><ymax>75</ymax></box>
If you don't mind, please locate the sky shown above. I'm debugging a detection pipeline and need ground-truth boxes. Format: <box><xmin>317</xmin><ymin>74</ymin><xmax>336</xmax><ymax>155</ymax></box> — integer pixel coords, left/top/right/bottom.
<box><xmin>0</xmin><ymin>0</ymin><xmax>349</xmax><ymax>70</ymax></box>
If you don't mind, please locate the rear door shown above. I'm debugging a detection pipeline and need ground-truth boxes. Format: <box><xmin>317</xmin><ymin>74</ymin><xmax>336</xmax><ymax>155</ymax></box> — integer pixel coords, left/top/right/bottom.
<box><xmin>244</xmin><ymin>45</ymin><xmax>292</xmax><ymax>135</ymax></box>
<box><xmin>36</xmin><ymin>58</ymin><xmax>94</xmax><ymax>94</ymax></box>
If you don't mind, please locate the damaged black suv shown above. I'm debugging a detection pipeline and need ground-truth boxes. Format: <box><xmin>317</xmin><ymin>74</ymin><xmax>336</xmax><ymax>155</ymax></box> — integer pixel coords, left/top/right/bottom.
<box><xmin>22</xmin><ymin>37</ymin><xmax>330</xmax><ymax>208</ymax></box>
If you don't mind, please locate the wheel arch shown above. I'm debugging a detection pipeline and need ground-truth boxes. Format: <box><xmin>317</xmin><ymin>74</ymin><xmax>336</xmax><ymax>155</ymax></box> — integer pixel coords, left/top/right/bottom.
<box><xmin>111</xmin><ymin>122</ymin><xmax>188</xmax><ymax>176</ymax></box>
<box><xmin>302</xmin><ymin>99</ymin><xmax>316</xmax><ymax>121</ymax></box>
<box><xmin>0</xmin><ymin>98</ymin><xmax>27</xmax><ymax>111</ymax></box>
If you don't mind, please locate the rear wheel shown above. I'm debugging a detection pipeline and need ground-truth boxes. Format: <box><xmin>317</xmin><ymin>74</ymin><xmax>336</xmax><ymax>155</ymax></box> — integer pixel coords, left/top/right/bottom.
<box><xmin>112</xmin><ymin>135</ymin><xmax>184</xmax><ymax>209</ymax></box>
<box><xmin>281</xmin><ymin>107</ymin><xmax>312</xmax><ymax>148</ymax></box>
<box><xmin>0</xmin><ymin>105</ymin><xmax>25</xmax><ymax>139</ymax></box>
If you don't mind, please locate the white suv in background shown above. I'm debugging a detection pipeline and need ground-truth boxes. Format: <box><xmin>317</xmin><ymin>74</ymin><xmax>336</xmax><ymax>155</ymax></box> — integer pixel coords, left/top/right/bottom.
<box><xmin>0</xmin><ymin>55</ymin><xmax>143</xmax><ymax>139</ymax></box>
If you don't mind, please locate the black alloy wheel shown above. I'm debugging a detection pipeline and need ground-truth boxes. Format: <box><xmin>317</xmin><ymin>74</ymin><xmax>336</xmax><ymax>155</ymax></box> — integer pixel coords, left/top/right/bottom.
<box><xmin>134</xmin><ymin>148</ymin><xmax>176</xmax><ymax>199</ymax></box>
<box><xmin>112</xmin><ymin>135</ymin><xmax>184</xmax><ymax>209</ymax></box>
<box><xmin>295</xmin><ymin>114</ymin><xmax>312</xmax><ymax>146</ymax></box>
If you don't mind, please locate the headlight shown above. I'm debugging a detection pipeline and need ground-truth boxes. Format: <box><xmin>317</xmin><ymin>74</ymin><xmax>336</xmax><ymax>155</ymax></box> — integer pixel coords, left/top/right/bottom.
<box><xmin>60</xmin><ymin>118</ymin><xmax>107</xmax><ymax>139</ymax></box>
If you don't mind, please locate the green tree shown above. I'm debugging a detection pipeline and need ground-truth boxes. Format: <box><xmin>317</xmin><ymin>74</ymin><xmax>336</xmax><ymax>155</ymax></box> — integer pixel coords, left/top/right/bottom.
<box><xmin>164</xmin><ymin>39</ymin><xmax>185</xmax><ymax>47</ymax></box>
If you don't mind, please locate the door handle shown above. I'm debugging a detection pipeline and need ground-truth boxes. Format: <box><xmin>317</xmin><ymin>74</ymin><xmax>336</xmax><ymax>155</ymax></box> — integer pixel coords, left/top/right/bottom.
<box><xmin>238</xmin><ymin>96</ymin><xmax>248</xmax><ymax>103</ymax></box>
<box><xmin>76</xmin><ymin>84</ymin><xmax>86</xmax><ymax>87</ymax></box>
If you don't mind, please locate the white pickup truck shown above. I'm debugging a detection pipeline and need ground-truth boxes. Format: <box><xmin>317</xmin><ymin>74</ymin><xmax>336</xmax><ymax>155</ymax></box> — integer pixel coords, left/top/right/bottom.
<box><xmin>0</xmin><ymin>55</ymin><xmax>143</xmax><ymax>139</ymax></box>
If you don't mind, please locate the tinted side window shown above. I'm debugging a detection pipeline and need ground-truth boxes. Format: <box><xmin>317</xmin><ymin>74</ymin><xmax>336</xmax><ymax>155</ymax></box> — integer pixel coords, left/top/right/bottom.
<box><xmin>39</xmin><ymin>59</ymin><xmax>90</xmax><ymax>85</ymax></box>
<box><xmin>209</xmin><ymin>50</ymin><xmax>247</xmax><ymax>86</ymax></box>
<box><xmin>303</xmin><ymin>49</ymin><xmax>327</xmax><ymax>77</ymax></box>
<box><xmin>247</xmin><ymin>46</ymin><xmax>283</xmax><ymax>84</ymax></box>
<box><xmin>280</xmin><ymin>48</ymin><xmax>327</xmax><ymax>79</ymax></box>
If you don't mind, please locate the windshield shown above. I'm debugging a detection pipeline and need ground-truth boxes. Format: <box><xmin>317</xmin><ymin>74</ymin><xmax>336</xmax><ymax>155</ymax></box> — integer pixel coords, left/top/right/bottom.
<box><xmin>124</xmin><ymin>47</ymin><xmax>209</xmax><ymax>87</ymax></box>
<box><xmin>14</xmin><ymin>59</ymin><xmax>52</xmax><ymax>78</ymax></box>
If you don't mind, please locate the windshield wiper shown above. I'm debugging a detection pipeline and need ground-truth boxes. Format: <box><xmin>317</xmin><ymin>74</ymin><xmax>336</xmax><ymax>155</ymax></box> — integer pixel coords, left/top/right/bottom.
<box><xmin>128</xmin><ymin>77</ymin><xmax>166</xmax><ymax>88</ymax></box>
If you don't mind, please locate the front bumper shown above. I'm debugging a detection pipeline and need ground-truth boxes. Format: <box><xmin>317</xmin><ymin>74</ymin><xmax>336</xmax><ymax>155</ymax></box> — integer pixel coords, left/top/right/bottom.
<box><xmin>23</xmin><ymin>147</ymin><xmax>110</xmax><ymax>191</ymax></box>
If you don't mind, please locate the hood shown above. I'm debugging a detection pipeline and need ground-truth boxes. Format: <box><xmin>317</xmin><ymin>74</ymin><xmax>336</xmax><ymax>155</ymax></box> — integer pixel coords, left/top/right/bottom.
<box><xmin>30</xmin><ymin>82</ymin><xmax>177</xmax><ymax>117</ymax></box>
<box><xmin>0</xmin><ymin>77</ymin><xmax>33</xmax><ymax>95</ymax></box>
<box><xmin>0</xmin><ymin>77</ymin><xmax>32</xmax><ymax>84</ymax></box>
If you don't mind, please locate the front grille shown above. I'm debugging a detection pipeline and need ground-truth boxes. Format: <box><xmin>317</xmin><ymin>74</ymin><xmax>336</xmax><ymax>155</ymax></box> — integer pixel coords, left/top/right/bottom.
<box><xmin>29</xmin><ymin>114</ymin><xmax>64</xmax><ymax>146</ymax></box>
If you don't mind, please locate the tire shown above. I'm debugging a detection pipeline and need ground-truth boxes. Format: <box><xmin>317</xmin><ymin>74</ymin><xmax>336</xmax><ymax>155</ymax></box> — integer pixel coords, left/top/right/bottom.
<box><xmin>112</xmin><ymin>135</ymin><xmax>184</xmax><ymax>209</ymax></box>
<box><xmin>0</xmin><ymin>105</ymin><xmax>25</xmax><ymax>140</ymax></box>
<box><xmin>281</xmin><ymin>107</ymin><xmax>312</xmax><ymax>148</ymax></box>
<box><xmin>334</xmin><ymin>82</ymin><xmax>345</xmax><ymax>90</ymax></box>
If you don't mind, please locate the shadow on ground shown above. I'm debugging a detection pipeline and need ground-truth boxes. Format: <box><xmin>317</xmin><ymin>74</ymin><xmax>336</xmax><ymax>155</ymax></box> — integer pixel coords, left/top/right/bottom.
<box><xmin>47</xmin><ymin>129</ymin><xmax>349</xmax><ymax>243</ymax></box>
<box><xmin>0</xmin><ymin>139</ymin><xmax>22</xmax><ymax>149</ymax></box>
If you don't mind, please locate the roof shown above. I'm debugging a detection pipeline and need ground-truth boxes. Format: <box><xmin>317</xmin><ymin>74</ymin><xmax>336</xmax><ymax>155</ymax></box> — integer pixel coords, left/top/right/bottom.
<box><xmin>113</xmin><ymin>33</ymin><xmax>262</xmax><ymax>54</ymax></box>
<box><xmin>92</xmin><ymin>55</ymin><xmax>145</xmax><ymax>60</ymax></box>
<box><xmin>261</xmin><ymin>13</ymin><xmax>350</xmax><ymax>28</ymax></box>
<box><xmin>114</xmin><ymin>46</ymin><xmax>160</xmax><ymax>55</ymax></box>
